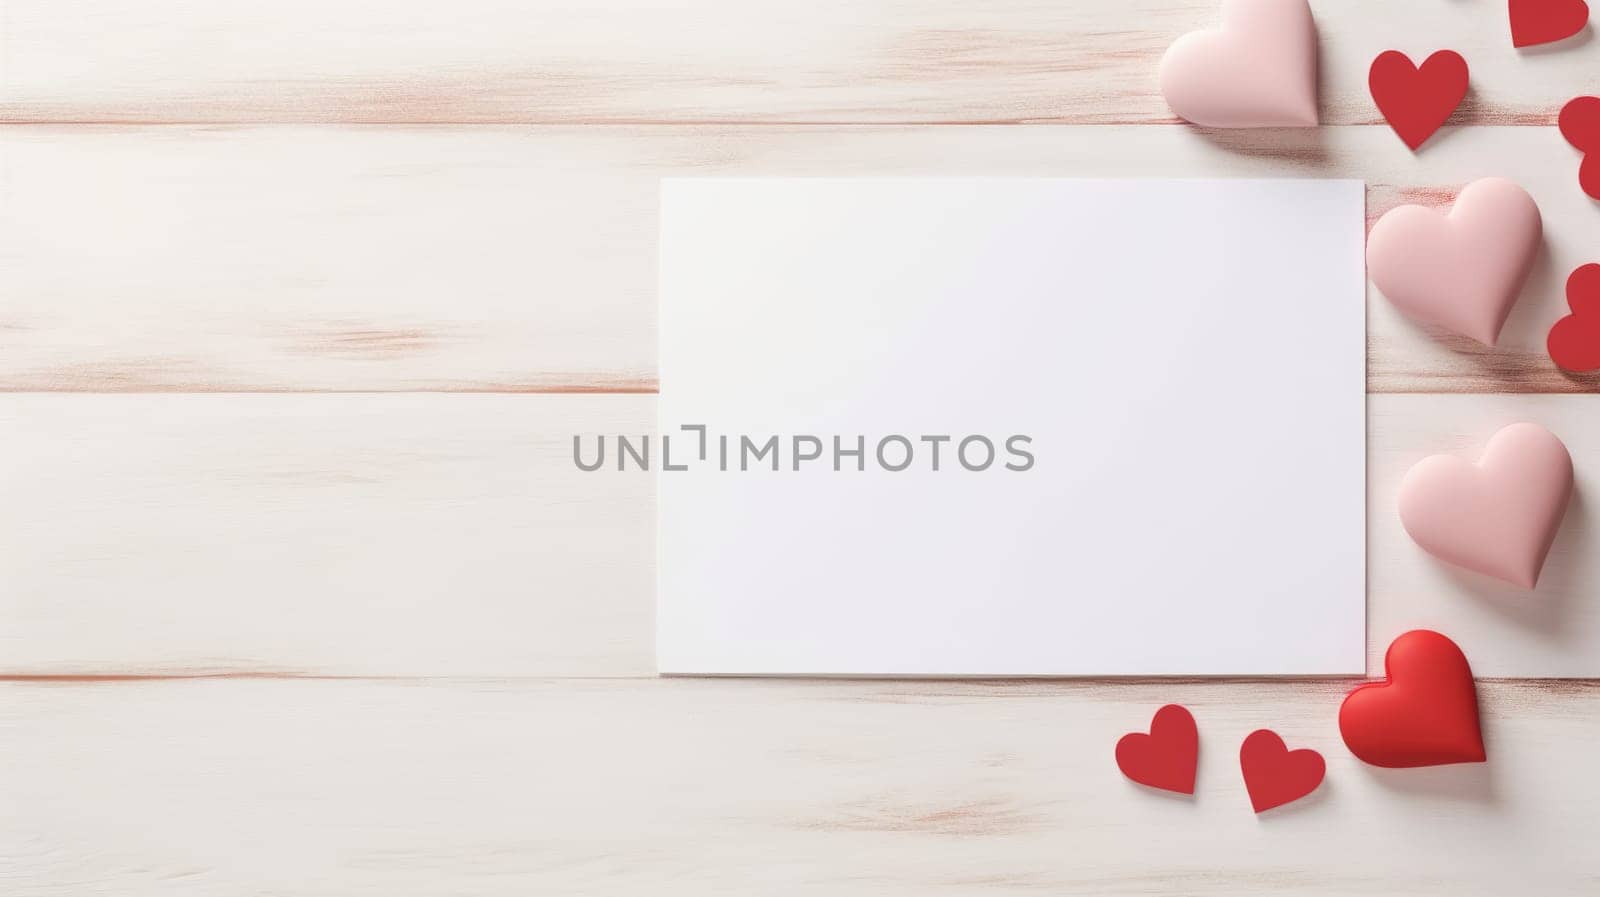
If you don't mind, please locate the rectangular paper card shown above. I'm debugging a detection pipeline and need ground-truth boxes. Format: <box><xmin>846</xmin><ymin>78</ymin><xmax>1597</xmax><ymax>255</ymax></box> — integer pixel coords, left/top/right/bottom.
<box><xmin>658</xmin><ymin>178</ymin><xmax>1366</xmax><ymax>676</ymax></box>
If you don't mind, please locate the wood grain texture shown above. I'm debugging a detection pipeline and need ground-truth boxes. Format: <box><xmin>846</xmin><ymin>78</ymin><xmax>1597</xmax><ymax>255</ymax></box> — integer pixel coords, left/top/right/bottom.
<box><xmin>1</xmin><ymin>0</ymin><xmax>1594</xmax><ymax>124</ymax></box>
<box><xmin>0</xmin><ymin>126</ymin><xmax>657</xmax><ymax>393</ymax></box>
<box><xmin>5</xmin><ymin>2</ymin><xmax>1599</xmax><ymax>894</ymax></box>
<box><xmin>0</xmin><ymin>393</ymin><xmax>656</xmax><ymax>677</ymax></box>
<box><xmin>7</xmin><ymin>392</ymin><xmax>1600</xmax><ymax>678</ymax></box>
<box><xmin>4</xmin><ymin>124</ymin><xmax>1597</xmax><ymax>394</ymax></box>
<box><xmin>4</xmin><ymin>677</ymin><xmax>1597</xmax><ymax>896</ymax></box>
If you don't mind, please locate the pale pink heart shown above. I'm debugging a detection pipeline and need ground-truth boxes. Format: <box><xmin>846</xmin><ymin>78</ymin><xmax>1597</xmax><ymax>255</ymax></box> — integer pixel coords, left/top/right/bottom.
<box><xmin>1158</xmin><ymin>0</ymin><xmax>1319</xmax><ymax>127</ymax></box>
<box><xmin>1367</xmin><ymin>177</ymin><xmax>1543</xmax><ymax>346</ymax></box>
<box><xmin>1398</xmin><ymin>423</ymin><xmax>1574</xmax><ymax>590</ymax></box>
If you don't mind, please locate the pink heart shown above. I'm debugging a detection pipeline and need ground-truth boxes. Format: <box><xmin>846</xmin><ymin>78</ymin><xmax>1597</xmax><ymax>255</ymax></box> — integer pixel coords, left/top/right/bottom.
<box><xmin>1159</xmin><ymin>0</ymin><xmax>1319</xmax><ymax>127</ymax></box>
<box><xmin>1367</xmin><ymin>177</ymin><xmax>1542</xmax><ymax>346</ymax></box>
<box><xmin>1399</xmin><ymin>423</ymin><xmax>1574</xmax><ymax>589</ymax></box>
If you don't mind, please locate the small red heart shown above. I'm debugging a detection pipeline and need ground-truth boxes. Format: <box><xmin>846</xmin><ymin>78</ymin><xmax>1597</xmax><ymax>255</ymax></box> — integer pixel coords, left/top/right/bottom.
<box><xmin>1369</xmin><ymin>50</ymin><xmax>1470</xmax><ymax>151</ymax></box>
<box><xmin>1559</xmin><ymin>96</ymin><xmax>1600</xmax><ymax>201</ymax></box>
<box><xmin>1510</xmin><ymin>0</ymin><xmax>1590</xmax><ymax>48</ymax></box>
<box><xmin>1548</xmin><ymin>264</ymin><xmax>1600</xmax><ymax>371</ymax></box>
<box><xmin>1239</xmin><ymin>730</ymin><xmax>1324</xmax><ymax>813</ymax></box>
<box><xmin>1115</xmin><ymin>704</ymin><xmax>1197</xmax><ymax>794</ymax></box>
<box><xmin>1339</xmin><ymin>630</ymin><xmax>1486</xmax><ymax>768</ymax></box>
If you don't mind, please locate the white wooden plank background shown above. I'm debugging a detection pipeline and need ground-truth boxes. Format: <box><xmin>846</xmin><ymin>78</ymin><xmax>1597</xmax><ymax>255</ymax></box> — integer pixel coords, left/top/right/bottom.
<box><xmin>4</xmin><ymin>0</ymin><xmax>1600</xmax><ymax>893</ymax></box>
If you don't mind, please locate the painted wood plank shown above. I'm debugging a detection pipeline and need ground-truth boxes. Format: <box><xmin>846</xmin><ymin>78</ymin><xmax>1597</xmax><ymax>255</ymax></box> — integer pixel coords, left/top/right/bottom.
<box><xmin>0</xmin><ymin>126</ymin><xmax>657</xmax><ymax>393</ymax></box>
<box><xmin>4</xmin><ymin>124</ymin><xmax>1597</xmax><ymax>394</ymax></box>
<box><xmin>6</xmin><ymin>392</ymin><xmax>1600</xmax><ymax>678</ymax></box>
<box><xmin>2</xmin><ymin>0</ymin><xmax>1594</xmax><ymax>124</ymax></box>
<box><xmin>0</xmin><ymin>393</ymin><xmax>657</xmax><ymax>677</ymax></box>
<box><xmin>3</xmin><ymin>677</ymin><xmax>1595</xmax><ymax>896</ymax></box>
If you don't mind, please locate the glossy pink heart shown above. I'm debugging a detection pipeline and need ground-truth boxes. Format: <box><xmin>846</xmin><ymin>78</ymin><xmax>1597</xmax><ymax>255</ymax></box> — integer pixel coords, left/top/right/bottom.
<box><xmin>1399</xmin><ymin>423</ymin><xmax>1574</xmax><ymax>589</ymax></box>
<box><xmin>1367</xmin><ymin>177</ymin><xmax>1542</xmax><ymax>346</ymax></box>
<box><xmin>1159</xmin><ymin>0</ymin><xmax>1319</xmax><ymax>127</ymax></box>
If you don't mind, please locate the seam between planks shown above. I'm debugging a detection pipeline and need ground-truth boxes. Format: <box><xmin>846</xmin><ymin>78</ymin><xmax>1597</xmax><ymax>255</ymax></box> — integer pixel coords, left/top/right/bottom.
<box><xmin>2</xmin><ymin>673</ymin><xmax>1596</xmax><ymax>687</ymax></box>
<box><xmin>0</xmin><ymin>385</ymin><xmax>662</xmax><ymax>395</ymax></box>
<box><xmin>0</xmin><ymin>118</ymin><xmax>1557</xmax><ymax>127</ymax></box>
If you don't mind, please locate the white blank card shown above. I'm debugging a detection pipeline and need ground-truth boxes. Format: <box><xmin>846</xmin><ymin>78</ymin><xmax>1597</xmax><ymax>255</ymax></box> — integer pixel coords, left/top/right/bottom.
<box><xmin>657</xmin><ymin>178</ymin><xmax>1366</xmax><ymax>676</ymax></box>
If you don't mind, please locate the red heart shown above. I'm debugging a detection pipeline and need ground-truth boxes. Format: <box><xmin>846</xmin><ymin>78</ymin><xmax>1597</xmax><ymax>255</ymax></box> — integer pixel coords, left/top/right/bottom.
<box><xmin>1239</xmin><ymin>730</ymin><xmax>1324</xmax><ymax>813</ymax></box>
<box><xmin>1115</xmin><ymin>704</ymin><xmax>1197</xmax><ymax>794</ymax></box>
<box><xmin>1510</xmin><ymin>0</ymin><xmax>1590</xmax><ymax>48</ymax></box>
<box><xmin>1559</xmin><ymin>95</ymin><xmax>1600</xmax><ymax>201</ymax></box>
<box><xmin>1339</xmin><ymin>630</ymin><xmax>1486</xmax><ymax>768</ymax></box>
<box><xmin>1548</xmin><ymin>264</ymin><xmax>1600</xmax><ymax>371</ymax></box>
<box><xmin>1369</xmin><ymin>50</ymin><xmax>1470</xmax><ymax>150</ymax></box>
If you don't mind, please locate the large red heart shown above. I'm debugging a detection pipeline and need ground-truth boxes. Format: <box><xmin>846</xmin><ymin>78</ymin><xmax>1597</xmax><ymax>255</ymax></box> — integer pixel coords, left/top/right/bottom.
<box><xmin>1559</xmin><ymin>95</ymin><xmax>1600</xmax><ymax>201</ymax></box>
<box><xmin>1115</xmin><ymin>704</ymin><xmax>1198</xmax><ymax>794</ymax></box>
<box><xmin>1510</xmin><ymin>0</ymin><xmax>1590</xmax><ymax>48</ymax></box>
<box><xmin>1549</xmin><ymin>264</ymin><xmax>1600</xmax><ymax>371</ymax></box>
<box><xmin>1369</xmin><ymin>50</ymin><xmax>1469</xmax><ymax>150</ymax></box>
<box><xmin>1239</xmin><ymin>730</ymin><xmax>1324</xmax><ymax>813</ymax></box>
<box><xmin>1339</xmin><ymin>630</ymin><xmax>1486</xmax><ymax>768</ymax></box>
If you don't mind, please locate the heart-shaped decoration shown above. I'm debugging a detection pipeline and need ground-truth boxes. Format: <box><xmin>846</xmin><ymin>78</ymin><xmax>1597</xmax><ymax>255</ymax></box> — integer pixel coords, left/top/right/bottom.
<box><xmin>1115</xmin><ymin>704</ymin><xmax>1198</xmax><ymax>794</ymax></box>
<box><xmin>1340</xmin><ymin>630</ymin><xmax>1485</xmax><ymax>768</ymax></box>
<box><xmin>1159</xmin><ymin>0</ymin><xmax>1319</xmax><ymax>128</ymax></box>
<box><xmin>1399</xmin><ymin>422</ymin><xmax>1573</xmax><ymax>589</ymax></box>
<box><xmin>1239</xmin><ymin>730</ymin><xmax>1324</xmax><ymax>813</ymax></box>
<box><xmin>1559</xmin><ymin>95</ymin><xmax>1600</xmax><ymax>201</ymax></box>
<box><xmin>1369</xmin><ymin>50</ymin><xmax>1469</xmax><ymax>150</ymax></box>
<box><xmin>1367</xmin><ymin>177</ymin><xmax>1542</xmax><ymax>346</ymax></box>
<box><xmin>1510</xmin><ymin>0</ymin><xmax>1590</xmax><ymax>47</ymax></box>
<box><xmin>1549</xmin><ymin>264</ymin><xmax>1600</xmax><ymax>371</ymax></box>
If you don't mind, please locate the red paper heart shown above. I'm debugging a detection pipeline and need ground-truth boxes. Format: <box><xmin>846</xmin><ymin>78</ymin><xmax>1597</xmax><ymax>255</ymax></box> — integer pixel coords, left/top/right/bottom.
<box><xmin>1339</xmin><ymin>630</ymin><xmax>1486</xmax><ymax>768</ymax></box>
<box><xmin>1510</xmin><ymin>0</ymin><xmax>1590</xmax><ymax>48</ymax></box>
<box><xmin>1369</xmin><ymin>50</ymin><xmax>1470</xmax><ymax>150</ymax></box>
<box><xmin>1559</xmin><ymin>95</ymin><xmax>1600</xmax><ymax>201</ymax></box>
<box><xmin>1239</xmin><ymin>730</ymin><xmax>1324</xmax><ymax>813</ymax></box>
<box><xmin>1548</xmin><ymin>264</ymin><xmax>1600</xmax><ymax>371</ymax></box>
<box><xmin>1115</xmin><ymin>704</ymin><xmax>1198</xmax><ymax>794</ymax></box>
